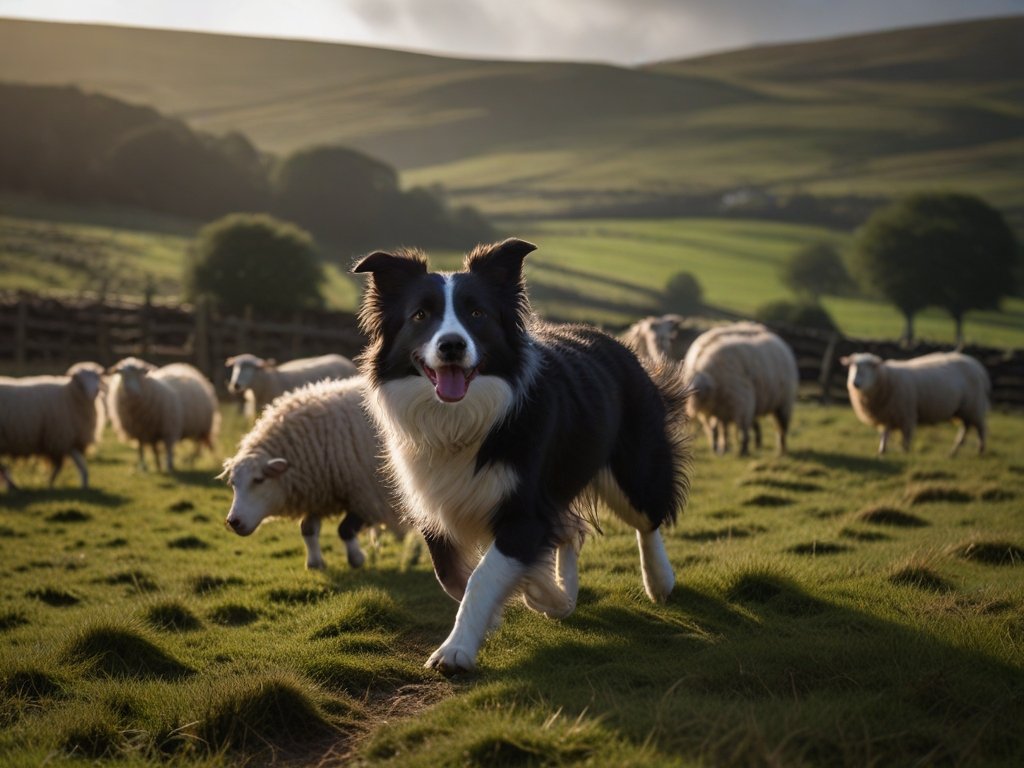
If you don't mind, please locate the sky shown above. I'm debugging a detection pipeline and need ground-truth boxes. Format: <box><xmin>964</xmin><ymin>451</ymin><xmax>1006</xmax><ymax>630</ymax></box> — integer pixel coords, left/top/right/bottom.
<box><xmin>1</xmin><ymin>0</ymin><xmax>1023</xmax><ymax>64</ymax></box>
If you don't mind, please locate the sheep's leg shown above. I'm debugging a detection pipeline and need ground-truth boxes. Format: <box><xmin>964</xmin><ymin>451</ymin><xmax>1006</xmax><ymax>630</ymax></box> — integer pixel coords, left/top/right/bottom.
<box><xmin>1</xmin><ymin>462</ymin><xmax>18</xmax><ymax>491</ymax></box>
<box><xmin>900</xmin><ymin>425</ymin><xmax>914</xmax><ymax>453</ymax></box>
<box><xmin>950</xmin><ymin>423</ymin><xmax>968</xmax><ymax>456</ymax></box>
<box><xmin>300</xmin><ymin>516</ymin><xmax>326</xmax><ymax>569</ymax></box>
<box><xmin>337</xmin><ymin>512</ymin><xmax>366</xmax><ymax>568</ymax></box>
<box><xmin>774</xmin><ymin>407</ymin><xmax>791</xmax><ymax>455</ymax></box>
<box><xmin>716</xmin><ymin>421</ymin><xmax>730</xmax><ymax>455</ymax></box>
<box><xmin>70</xmin><ymin>449</ymin><xmax>89</xmax><ymax>489</ymax></box>
<box><xmin>137</xmin><ymin>442</ymin><xmax>148</xmax><ymax>471</ymax></box>
<box><xmin>977</xmin><ymin>421</ymin><xmax>987</xmax><ymax>455</ymax></box>
<box><xmin>878</xmin><ymin>429</ymin><xmax>889</xmax><ymax>455</ymax></box>
<box><xmin>700</xmin><ymin>416</ymin><xmax>717</xmax><ymax>454</ymax></box>
<box><xmin>163</xmin><ymin>439</ymin><xmax>176</xmax><ymax>473</ymax></box>
<box><xmin>47</xmin><ymin>456</ymin><xmax>64</xmax><ymax>488</ymax></box>
<box><xmin>753</xmin><ymin>420</ymin><xmax>763</xmax><ymax>450</ymax></box>
<box><xmin>521</xmin><ymin>540</ymin><xmax>580</xmax><ymax>619</ymax></box>
<box><xmin>738</xmin><ymin>420</ymin><xmax>752</xmax><ymax>457</ymax></box>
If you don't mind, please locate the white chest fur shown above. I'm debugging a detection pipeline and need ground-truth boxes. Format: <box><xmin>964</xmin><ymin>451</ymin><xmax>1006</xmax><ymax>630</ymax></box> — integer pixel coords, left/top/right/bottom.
<box><xmin>368</xmin><ymin>376</ymin><xmax>519</xmax><ymax>549</ymax></box>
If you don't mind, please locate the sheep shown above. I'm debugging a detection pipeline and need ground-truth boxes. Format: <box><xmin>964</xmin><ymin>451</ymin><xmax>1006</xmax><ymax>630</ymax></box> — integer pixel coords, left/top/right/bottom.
<box><xmin>683</xmin><ymin>323</ymin><xmax>799</xmax><ymax>456</ymax></box>
<box><xmin>225</xmin><ymin>353</ymin><xmax>358</xmax><ymax>419</ymax></box>
<box><xmin>620</xmin><ymin>315</ymin><xmax>683</xmax><ymax>361</ymax></box>
<box><xmin>841</xmin><ymin>351</ymin><xmax>990</xmax><ymax>455</ymax></box>
<box><xmin>107</xmin><ymin>358</ymin><xmax>219</xmax><ymax>472</ymax></box>
<box><xmin>0</xmin><ymin>362</ymin><xmax>104</xmax><ymax>490</ymax></box>
<box><xmin>220</xmin><ymin>376</ymin><xmax>407</xmax><ymax>570</ymax></box>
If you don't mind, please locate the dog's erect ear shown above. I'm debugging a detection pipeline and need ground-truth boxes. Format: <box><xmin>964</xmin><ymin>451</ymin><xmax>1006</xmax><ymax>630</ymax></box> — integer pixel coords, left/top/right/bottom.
<box><xmin>352</xmin><ymin>251</ymin><xmax>427</xmax><ymax>295</ymax></box>
<box><xmin>465</xmin><ymin>238</ymin><xmax>536</xmax><ymax>285</ymax></box>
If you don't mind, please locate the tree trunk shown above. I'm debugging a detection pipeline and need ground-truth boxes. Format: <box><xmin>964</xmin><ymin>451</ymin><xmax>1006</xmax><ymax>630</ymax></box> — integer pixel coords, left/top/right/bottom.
<box><xmin>901</xmin><ymin>312</ymin><xmax>915</xmax><ymax>347</ymax></box>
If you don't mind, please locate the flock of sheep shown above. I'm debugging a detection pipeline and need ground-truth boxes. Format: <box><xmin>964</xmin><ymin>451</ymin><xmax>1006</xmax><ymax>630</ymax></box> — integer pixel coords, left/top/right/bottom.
<box><xmin>0</xmin><ymin>319</ymin><xmax>992</xmax><ymax>569</ymax></box>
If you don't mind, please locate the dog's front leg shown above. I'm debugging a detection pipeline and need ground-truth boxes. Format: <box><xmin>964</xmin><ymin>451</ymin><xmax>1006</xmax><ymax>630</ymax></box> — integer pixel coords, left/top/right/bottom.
<box><xmin>425</xmin><ymin>543</ymin><xmax>526</xmax><ymax>673</ymax></box>
<box><xmin>423</xmin><ymin>530</ymin><xmax>473</xmax><ymax>601</ymax></box>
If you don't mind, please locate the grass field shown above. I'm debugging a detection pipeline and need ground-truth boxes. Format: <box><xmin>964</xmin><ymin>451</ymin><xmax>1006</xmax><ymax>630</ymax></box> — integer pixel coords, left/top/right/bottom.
<box><xmin>1</xmin><ymin>401</ymin><xmax>1022</xmax><ymax>766</ymax></box>
<box><xmin>5</xmin><ymin>204</ymin><xmax>1022</xmax><ymax>348</ymax></box>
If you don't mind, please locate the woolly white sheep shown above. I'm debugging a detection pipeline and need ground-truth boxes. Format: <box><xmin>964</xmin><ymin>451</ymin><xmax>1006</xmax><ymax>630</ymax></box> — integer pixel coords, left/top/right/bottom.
<box><xmin>220</xmin><ymin>376</ymin><xmax>407</xmax><ymax>570</ymax></box>
<box><xmin>620</xmin><ymin>315</ymin><xmax>683</xmax><ymax>361</ymax></box>
<box><xmin>841</xmin><ymin>351</ymin><xmax>990</xmax><ymax>455</ymax></box>
<box><xmin>107</xmin><ymin>358</ymin><xmax>219</xmax><ymax>472</ymax></box>
<box><xmin>0</xmin><ymin>362</ymin><xmax>104</xmax><ymax>490</ymax></box>
<box><xmin>683</xmin><ymin>323</ymin><xmax>799</xmax><ymax>456</ymax></box>
<box><xmin>225</xmin><ymin>353</ymin><xmax>358</xmax><ymax>419</ymax></box>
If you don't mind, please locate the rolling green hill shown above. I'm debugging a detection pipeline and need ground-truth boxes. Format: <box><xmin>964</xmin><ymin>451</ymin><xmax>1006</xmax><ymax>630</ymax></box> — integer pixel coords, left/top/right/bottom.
<box><xmin>1</xmin><ymin>17</ymin><xmax>1021</xmax><ymax>218</ymax></box>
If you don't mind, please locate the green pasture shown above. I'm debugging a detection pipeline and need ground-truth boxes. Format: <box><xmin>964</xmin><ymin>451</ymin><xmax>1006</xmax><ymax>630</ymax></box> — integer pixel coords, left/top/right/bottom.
<box><xmin>4</xmin><ymin>206</ymin><xmax>1022</xmax><ymax>347</ymax></box>
<box><xmin>2</xmin><ymin>400</ymin><xmax>1023</xmax><ymax>766</ymax></box>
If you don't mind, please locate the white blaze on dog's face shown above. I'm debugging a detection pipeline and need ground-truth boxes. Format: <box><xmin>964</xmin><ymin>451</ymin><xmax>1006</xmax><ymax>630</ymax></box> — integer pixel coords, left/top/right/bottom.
<box><xmin>844</xmin><ymin>353</ymin><xmax>883</xmax><ymax>392</ymax></box>
<box><xmin>223</xmin><ymin>457</ymin><xmax>289</xmax><ymax>536</ymax></box>
<box><xmin>353</xmin><ymin>239</ymin><xmax>537</xmax><ymax>406</ymax></box>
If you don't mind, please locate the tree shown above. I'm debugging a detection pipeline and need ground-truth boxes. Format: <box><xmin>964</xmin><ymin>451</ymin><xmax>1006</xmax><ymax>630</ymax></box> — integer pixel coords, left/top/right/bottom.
<box><xmin>852</xmin><ymin>193</ymin><xmax>1017</xmax><ymax>345</ymax></box>
<box><xmin>754</xmin><ymin>299</ymin><xmax>838</xmax><ymax>333</ymax></box>
<box><xmin>781</xmin><ymin>242</ymin><xmax>852</xmax><ymax>299</ymax></box>
<box><xmin>925</xmin><ymin>195</ymin><xmax>1017</xmax><ymax>345</ymax></box>
<box><xmin>271</xmin><ymin>145</ymin><xmax>401</xmax><ymax>249</ymax></box>
<box><xmin>185</xmin><ymin>213</ymin><xmax>324</xmax><ymax>314</ymax></box>
<box><xmin>662</xmin><ymin>271</ymin><xmax>704</xmax><ymax>314</ymax></box>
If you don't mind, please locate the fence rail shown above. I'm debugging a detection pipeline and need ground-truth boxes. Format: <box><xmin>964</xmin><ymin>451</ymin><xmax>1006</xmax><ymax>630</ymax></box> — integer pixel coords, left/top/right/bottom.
<box><xmin>1</xmin><ymin>292</ymin><xmax>1021</xmax><ymax>406</ymax></box>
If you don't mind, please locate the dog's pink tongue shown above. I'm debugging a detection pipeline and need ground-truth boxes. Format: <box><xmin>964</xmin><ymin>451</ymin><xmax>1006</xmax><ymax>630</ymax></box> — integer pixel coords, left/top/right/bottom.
<box><xmin>435</xmin><ymin>366</ymin><xmax>468</xmax><ymax>402</ymax></box>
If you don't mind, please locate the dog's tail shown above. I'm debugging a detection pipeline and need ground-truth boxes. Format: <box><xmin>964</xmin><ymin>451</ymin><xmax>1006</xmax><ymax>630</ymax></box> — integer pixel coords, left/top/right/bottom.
<box><xmin>642</xmin><ymin>356</ymin><xmax>693</xmax><ymax>525</ymax></box>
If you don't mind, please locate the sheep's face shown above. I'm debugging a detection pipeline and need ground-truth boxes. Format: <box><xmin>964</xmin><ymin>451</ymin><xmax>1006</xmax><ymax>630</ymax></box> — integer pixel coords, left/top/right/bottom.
<box><xmin>845</xmin><ymin>354</ymin><xmax>883</xmax><ymax>392</ymax></box>
<box><xmin>224</xmin><ymin>457</ymin><xmax>289</xmax><ymax>536</ymax></box>
<box><xmin>71</xmin><ymin>369</ymin><xmax>103</xmax><ymax>401</ymax></box>
<box><xmin>111</xmin><ymin>359</ymin><xmax>154</xmax><ymax>396</ymax></box>
<box><xmin>227</xmin><ymin>357</ymin><xmax>262</xmax><ymax>394</ymax></box>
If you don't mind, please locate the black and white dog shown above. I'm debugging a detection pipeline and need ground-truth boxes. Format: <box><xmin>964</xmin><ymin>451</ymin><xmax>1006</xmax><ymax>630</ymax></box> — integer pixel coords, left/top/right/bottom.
<box><xmin>353</xmin><ymin>238</ymin><xmax>690</xmax><ymax>672</ymax></box>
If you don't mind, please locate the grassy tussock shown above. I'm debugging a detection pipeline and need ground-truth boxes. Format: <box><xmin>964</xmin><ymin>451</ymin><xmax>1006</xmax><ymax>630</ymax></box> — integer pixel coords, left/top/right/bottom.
<box><xmin>951</xmin><ymin>540</ymin><xmax>1024</xmax><ymax>566</ymax></box>
<box><xmin>61</xmin><ymin>623</ymin><xmax>192</xmax><ymax>679</ymax></box>
<box><xmin>855</xmin><ymin>506</ymin><xmax>928</xmax><ymax>527</ymax></box>
<box><xmin>146</xmin><ymin>601</ymin><xmax>203</xmax><ymax>632</ymax></box>
<box><xmin>904</xmin><ymin>484</ymin><xmax>974</xmax><ymax>505</ymax></box>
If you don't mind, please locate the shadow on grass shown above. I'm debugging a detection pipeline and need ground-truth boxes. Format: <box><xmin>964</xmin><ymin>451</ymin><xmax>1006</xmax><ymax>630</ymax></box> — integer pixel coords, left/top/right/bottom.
<box><xmin>0</xmin><ymin>487</ymin><xmax>128</xmax><ymax>510</ymax></box>
<box><xmin>476</xmin><ymin>573</ymin><xmax>1024</xmax><ymax>766</ymax></box>
<box><xmin>788</xmin><ymin>448</ymin><xmax>903</xmax><ymax>477</ymax></box>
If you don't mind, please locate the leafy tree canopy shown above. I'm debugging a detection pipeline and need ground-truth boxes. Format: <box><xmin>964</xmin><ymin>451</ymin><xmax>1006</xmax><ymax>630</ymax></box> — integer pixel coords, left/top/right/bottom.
<box><xmin>185</xmin><ymin>213</ymin><xmax>324</xmax><ymax>314</ymax></box>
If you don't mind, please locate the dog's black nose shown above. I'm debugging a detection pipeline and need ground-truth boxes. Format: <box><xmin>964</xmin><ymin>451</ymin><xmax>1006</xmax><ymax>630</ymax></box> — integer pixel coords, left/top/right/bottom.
<box><xmin>437</xmin><ymin>334</ymin><xmax>467</xmax><ymax>362</ymax></box>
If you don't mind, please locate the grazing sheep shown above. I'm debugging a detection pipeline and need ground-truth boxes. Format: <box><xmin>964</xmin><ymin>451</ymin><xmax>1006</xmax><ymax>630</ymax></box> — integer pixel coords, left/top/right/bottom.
<box><xmin>683</xmin><ymin>323</ymin><xmax>799</xmax><ymax>456</ymax></box>
<box><xmin>225</xmin><ymin>353</ymin><xmax>358</xmax><ymax>419</ymax></box>
<box><xmin>620</xmin><ymin>315</ymin><xmax>683</xmax><ymax>361</ymax></box>
<box><xmin>107</xmin><ymin>358</ymin><xmax>219</xmax><ymax>472</ymax></box>
<box><xmin>841</xmin><ymin>351</ymin><xmax>990</xmax><ymax>455</ymax></box>
<box><xmin>220</xmin><ymin>376</ymin><xmax>407</xmax><ymax>570</ymax></box>
<box><xmin>0</xmin><ymin>362</ymin><xmax>104</xmax><ymax>490</ymax></box>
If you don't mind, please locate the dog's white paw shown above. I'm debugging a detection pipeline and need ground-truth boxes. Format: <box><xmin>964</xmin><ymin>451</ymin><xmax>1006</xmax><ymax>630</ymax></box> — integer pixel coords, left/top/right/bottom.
<box><xmin>425</xmin><ymin>642</ymin><xmax>477</xmax><ymax>674</ymax></box>
<box><xmin>643</xmin><ymin>568</ymin><xmax>675</xmax><ymax>603</ymax></box>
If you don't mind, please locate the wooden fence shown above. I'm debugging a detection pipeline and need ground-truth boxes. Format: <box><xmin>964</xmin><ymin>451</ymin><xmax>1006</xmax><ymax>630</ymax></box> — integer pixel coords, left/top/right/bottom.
<box><xmin>1</xmin><ymin>292</ymin><xmax>1021</xmax><ymax>406</ymax></box>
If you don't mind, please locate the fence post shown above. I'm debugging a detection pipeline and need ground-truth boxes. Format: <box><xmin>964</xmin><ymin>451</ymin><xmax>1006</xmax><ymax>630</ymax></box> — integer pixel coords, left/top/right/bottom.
<box><xmin>819</xmin><ymin>332</ymin><xmax>840</xmax><ymax>404</ymax></box>
<box><xmin>194</xmin><ymin>298</ymin><xmax>211</xmax><ymax>377</ymax></box>
<box><xmin>14</xmin><ymin>297</ymin><xmax>28</xmax><ymax>369</ymax></box>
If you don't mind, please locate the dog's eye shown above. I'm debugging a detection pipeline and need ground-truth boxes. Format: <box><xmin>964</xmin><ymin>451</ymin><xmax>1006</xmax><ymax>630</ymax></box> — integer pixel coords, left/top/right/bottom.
<box><xmin>412</xmin><ymin>309</ymin><xmax>427</xmax><ymax>321</ymax></box>
<box><xmin>471</xmin><ymin>308</ymin><xmax>485</xmax><ymax>319</ymax></box>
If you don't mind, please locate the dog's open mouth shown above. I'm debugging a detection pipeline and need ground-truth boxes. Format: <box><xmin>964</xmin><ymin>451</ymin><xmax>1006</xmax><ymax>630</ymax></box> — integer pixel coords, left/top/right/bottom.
<box><xmin>417</xmin><ymin>358</ymin><xmax>478</xmax><ymax>403</ymax></box>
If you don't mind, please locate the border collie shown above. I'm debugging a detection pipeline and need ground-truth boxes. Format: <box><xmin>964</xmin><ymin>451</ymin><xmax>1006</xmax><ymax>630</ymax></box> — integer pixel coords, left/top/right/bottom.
<box><xmin>353</xmin><ymin>238</ymin><xmax>690</xmax><ymax>673</ymax></box>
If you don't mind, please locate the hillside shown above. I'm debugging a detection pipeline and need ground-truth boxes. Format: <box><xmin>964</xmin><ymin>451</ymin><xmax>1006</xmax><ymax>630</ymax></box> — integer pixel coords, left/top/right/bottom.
<box><xmin>1</xmin><ymin>17</ymin><xmax>1022</xmax><ymax>218</ymax></box>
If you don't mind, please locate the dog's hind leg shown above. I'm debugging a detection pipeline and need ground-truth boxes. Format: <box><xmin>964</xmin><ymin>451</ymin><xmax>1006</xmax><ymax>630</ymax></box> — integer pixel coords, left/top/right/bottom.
<box><xmin>521</xmin><ymin>540</ymin><xmax>580</xmax><ymax>619</ymax></box>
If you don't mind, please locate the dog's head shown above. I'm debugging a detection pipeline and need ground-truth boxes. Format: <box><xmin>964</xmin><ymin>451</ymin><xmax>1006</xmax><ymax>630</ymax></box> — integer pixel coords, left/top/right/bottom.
<box><xmin>353</xmin><ymin>238</ymin><xmax>536</xmax><ymax>403</ymax></box>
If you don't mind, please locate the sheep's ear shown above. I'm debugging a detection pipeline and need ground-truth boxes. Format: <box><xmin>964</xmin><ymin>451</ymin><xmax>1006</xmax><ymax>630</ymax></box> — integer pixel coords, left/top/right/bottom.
<box><xmin>465</xmin><ymin>238</ymin><xmax>536</xmax><ymax>285</ymax></box>
<box><xmin>839</xmin><ymin>355</ymin><xmax>851</xmax><ymax>367</ymax></box>
<box><xmin>264</xmin><ymin>458</ymin><xmax>289</xmax><ymax>478</ymax></box>
<box><xmin>352</xmin><ymin>250</ymin><xmax>427</xmax><ymax>295</ymax></box>
<box><xmin>225</xmin><ymin>356</ymin><xmax>238</xmax><ymax>366</ymax></box>
<box><xmin>263</xmin><ymin>359</ymin><xmax>276</xmax><ymax>369</ymax></box>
